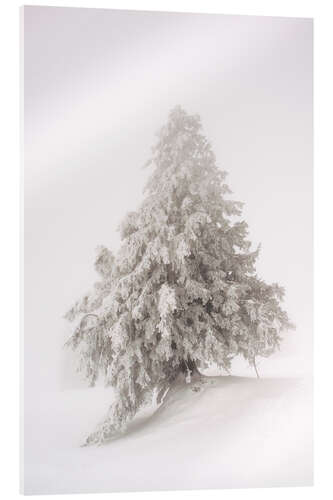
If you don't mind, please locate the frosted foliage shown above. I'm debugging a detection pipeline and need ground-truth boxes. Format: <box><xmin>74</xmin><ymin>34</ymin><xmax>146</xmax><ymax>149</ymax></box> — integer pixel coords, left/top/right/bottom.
<box><xmin>158</xmin><ymin>284</ymin><xmax>177</xmax><ymax>324</ymax></box>
<box><xmin>65</xmin><ymin>106</ymin><xmax>293</xmax><ymax>444</ymax></box>
<box><xmin>176</xmin><ymin>239</ymin><xmax>191</xmax><ymax>261</ymax></box>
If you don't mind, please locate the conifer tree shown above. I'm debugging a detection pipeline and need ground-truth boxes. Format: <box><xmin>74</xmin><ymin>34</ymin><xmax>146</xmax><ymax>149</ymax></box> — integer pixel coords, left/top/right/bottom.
<box><xmin>65</xmin><ymin>106</ymin><xmax>293</xmax><ymax>444</ymax></box>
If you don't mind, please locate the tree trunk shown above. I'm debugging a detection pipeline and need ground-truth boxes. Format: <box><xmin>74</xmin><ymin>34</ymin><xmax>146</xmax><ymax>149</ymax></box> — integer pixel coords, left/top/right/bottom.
<box><xmin>253</xmin><ymin>358</ymin><xmax>260</xmax><ymax>379</ymax></box>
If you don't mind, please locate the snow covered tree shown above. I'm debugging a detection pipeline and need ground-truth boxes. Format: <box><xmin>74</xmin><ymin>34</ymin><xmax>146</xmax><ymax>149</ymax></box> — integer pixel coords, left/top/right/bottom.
<box><xmin>65</xmin><ymin>106</ymin><xmax>293</xmax><ymax>444</ymax></box>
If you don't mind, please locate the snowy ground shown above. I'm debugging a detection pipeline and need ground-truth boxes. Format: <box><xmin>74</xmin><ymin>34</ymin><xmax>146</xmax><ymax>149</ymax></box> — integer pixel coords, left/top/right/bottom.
<box><xmin>23</xmin><ymin>366</ymin><xmax>312</xmax><ymax>494</ymax></box>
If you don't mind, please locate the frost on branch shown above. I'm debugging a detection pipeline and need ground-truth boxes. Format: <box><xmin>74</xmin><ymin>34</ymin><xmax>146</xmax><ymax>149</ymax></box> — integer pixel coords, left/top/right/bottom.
<box><xmin>65</xmin><ymin>106</ymin><xmax>293</xmax><ymax>444</ymax></box>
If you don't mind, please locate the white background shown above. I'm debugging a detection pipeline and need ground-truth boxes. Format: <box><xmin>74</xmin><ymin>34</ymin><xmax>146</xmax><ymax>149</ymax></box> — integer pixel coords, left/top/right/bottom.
<box><xmin>0</xmin><ymin>0</ymin><xmax>332</xmax><ymax>499</ymax></box>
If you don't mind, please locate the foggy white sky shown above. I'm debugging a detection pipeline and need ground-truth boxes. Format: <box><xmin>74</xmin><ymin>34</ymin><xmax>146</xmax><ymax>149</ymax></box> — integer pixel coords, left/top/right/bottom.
<box><xmin>23</xmin><ymin>7</ymin><xmax>312</xmax><ymax>394</ymax></box>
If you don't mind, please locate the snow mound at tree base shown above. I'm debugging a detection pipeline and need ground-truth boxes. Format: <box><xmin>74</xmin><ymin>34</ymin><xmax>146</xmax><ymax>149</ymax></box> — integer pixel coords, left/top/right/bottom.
<box><xmin>23</xmin><ymin>375</ymin><xmax>312</xmax><ymax>494</ymax></box>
